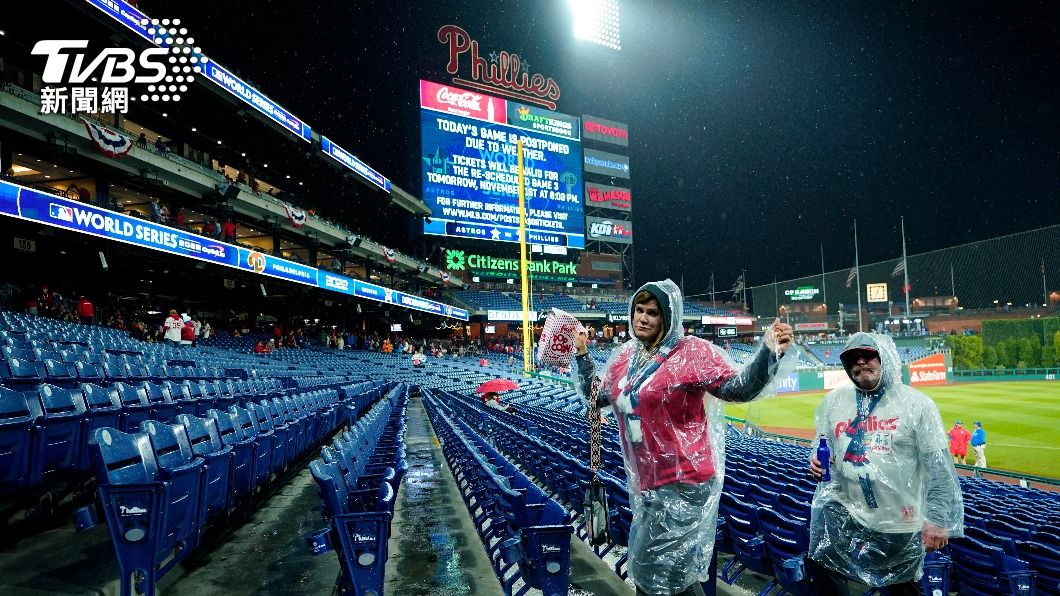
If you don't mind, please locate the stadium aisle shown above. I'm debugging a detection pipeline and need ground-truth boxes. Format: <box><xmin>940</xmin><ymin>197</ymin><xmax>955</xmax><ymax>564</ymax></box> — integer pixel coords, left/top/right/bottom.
<box><xmin>384</xmin><ymin>394</ymin><xmax>502</xmax><ymax>595</ymax></box>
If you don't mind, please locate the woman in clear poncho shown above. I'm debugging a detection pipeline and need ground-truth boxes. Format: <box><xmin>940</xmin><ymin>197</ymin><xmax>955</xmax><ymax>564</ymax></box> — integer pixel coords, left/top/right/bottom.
<box><xmin>574</xmin><ymin>279</ymin><xmax>795</xmax><ymax>596</ymax></box>
<box><xmin>808</xmin><ymin>332</ymin><xmax>963</xmax><ymax>594</ymax></box>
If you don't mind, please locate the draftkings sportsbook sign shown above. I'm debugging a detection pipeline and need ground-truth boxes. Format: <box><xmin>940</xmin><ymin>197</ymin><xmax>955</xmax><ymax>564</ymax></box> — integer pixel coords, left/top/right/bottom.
<box><xmin>445</xmin><ymin>249</ymin><xmax>579</xmax><ymax>282</ymax></box>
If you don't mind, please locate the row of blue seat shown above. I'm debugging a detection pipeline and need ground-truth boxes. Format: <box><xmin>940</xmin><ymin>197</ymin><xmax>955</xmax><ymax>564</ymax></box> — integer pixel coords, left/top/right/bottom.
<box><xmin>308</xmin><ymin>384</ymin><xmax>409</xmax><ymax>596</ymax></box>
<box><xmin>87</xmin><ymin>380</ymin><xmax>390</xmax><ymax>596</ymax></box>
<box><xmin>0</xmin><ymin>378</ymin><xmax>298</xmax><ymax>495</ymax></box>
<box><xmin>0</xmin><ymin>355</ymin><xmax>231</xmax><ymax>388</ymax></box>
<box><xmin>424</xmin><ymin>389</ymin><xmax>574</xmax><ymax>596</ymax></box>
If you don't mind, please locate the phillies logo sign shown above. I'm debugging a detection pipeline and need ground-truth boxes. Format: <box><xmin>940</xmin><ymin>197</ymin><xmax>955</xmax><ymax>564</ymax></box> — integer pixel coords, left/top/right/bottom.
<box><xmin>438</xmin><ymin>24</ymin><xmax>561</xmax><ymax>110</ymax></box>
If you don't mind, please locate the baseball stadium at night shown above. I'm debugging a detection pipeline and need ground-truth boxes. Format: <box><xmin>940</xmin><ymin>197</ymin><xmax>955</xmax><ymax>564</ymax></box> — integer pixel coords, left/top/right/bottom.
<box><xmin>0</xmin><ymin>1</ymin><xmax>1056</xmax><ymax>595</ymax></box>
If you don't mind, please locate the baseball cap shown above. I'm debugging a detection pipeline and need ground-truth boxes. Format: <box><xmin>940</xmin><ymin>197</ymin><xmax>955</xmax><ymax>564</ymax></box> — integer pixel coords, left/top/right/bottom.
<box><xmin>974</xmin><ymin>421</ymin><xmax>982</xmax><ymax>426</ymax></box>
<box><xmin>839</xmin><ymin>336</ymin><xmax>880</xmax><ymax>366</ymax></box>
<box><xmin>955</xmin><ymin>420</ymin><xmax>963</xmax><ymax>425</ymax></box>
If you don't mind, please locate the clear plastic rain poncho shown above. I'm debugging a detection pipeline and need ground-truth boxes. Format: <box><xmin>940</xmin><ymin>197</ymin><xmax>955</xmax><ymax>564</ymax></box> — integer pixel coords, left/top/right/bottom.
<box><xmin>809</xmin><ymin>332</ymin><xmax>964</xmax><ymax>587</ymax></box>
<box><xmin>574</xmin><ymin>279</ymin><xmax>797</xmax><ymax>595</ymax></box>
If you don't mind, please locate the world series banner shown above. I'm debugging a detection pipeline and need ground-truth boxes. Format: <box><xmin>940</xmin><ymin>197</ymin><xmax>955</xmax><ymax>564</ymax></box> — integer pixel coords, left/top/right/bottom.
<box><xmin>0</xmin><ymin>179</ymin><xmax>469</xmax><ymax>321</ymax></box>
<box><xmin>420</xmin><ymin>80</ymin><xmax>585</xmax><ymax>248</ymax></box>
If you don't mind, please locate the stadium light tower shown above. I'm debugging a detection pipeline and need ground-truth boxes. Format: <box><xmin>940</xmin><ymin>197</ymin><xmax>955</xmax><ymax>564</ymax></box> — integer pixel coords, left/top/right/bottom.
<box><xmin>569</xmin><ymin>0</ymin><xmax>622</xmax><ymax>50</ymax></box>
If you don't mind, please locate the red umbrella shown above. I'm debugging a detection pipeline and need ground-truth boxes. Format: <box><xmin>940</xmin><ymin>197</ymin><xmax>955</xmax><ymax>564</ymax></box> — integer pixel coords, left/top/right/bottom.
<box><xmin>475</xmin><ymin>379</ymin><xmax>520</xmax><ymax>394</ymax></box>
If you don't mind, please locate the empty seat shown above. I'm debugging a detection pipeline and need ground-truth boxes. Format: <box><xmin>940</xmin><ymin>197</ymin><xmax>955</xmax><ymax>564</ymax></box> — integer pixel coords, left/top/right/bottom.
<box><xmin>176</xmin><ymin>415</ymin><xmax>233</xmax><ymax>520</ymax></box>
<box><xmin>206</xmin><ymin>408</ymin><xmax>257</xmax><ymax>504</ymax></box>
<box><xmin>0</xmin><ymin>386</ymin><xmax>41</xmax><ymax>492</ymax></box>
<box><xmin>32</xmin><ymin>384</ymin><xmax>88</xmax><ymax>486</ymax></box>
<box><xmin>92</xmin><ymin>427</ymin><xmax>203</xmax><ymax>596</ymax></box>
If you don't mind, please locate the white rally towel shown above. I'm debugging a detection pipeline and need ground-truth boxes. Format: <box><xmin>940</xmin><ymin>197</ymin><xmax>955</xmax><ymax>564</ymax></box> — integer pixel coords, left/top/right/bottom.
<box><xmin>537</xmin><ymin>308</ymin><xmax>586</xmax><ymax>367</ymax></box>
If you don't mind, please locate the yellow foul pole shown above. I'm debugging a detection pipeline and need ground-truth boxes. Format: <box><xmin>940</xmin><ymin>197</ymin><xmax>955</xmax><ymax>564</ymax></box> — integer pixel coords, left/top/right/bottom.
<box><xmin>518</xmin><ymin>138</ymin><xmax>533</xmax><ymax>374</ymax></box>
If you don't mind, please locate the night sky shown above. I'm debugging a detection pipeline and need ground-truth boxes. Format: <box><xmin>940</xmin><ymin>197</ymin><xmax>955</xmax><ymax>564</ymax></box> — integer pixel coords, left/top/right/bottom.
<box><xmin>24</xmin><ymin>1</ymin><xmax>1060</xmax><ymax>294</ymax></box>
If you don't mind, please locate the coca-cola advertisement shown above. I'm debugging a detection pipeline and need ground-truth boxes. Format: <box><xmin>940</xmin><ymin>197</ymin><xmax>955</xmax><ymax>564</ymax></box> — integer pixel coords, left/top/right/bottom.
<box><xmin>420</xmin><ymin>79</ymin><xmax>506</xmax><ymax>125</ymax></box>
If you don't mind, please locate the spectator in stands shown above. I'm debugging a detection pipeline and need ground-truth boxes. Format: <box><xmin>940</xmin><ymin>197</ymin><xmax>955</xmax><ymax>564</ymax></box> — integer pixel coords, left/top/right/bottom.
<box><xmin>412</xmin><ymin>350</ymin><xmax>425</xmax><ymax>367</ymax></box>
<box><xmin>149</xmin><ymin>199</ymin><xmax>161</xmax><ymax>223</ymax></box>
<box><xmin>202</xmin><ymin>219</ymin><xmax>218</xmax><ymax>237</ymax></box>
<box><xmin>136</xmin><ymin>132</ymin><xmax>148</xmax><ymax>149</ymax></box>
<box><xmin>162</xmin><ymin>309</ymin><xmax>183</xmax><ymax>347</ymax></box>
<box><xmin>180</xmin><ymin>314</ymin><xmax>195</xmax><ymax>348</ymax></box>
<box><xmin>574</xmin><ymin>279</ymin><xmax>795</xmax><ymax>596</ymax></box>
<box><xmin>75</xmin><ymin>295</ymin><xmax>94</xmax><ymax>325</ymax></box>
<box><xmin>254</xmin><ymin>340</ymin><xmax>269</xmax><ymax>354</ymax></box>
<box><xmin>174</xmin><ymin>209</ymin><xmax>186</xmax><ymax>228</ymax></box>
<box><xmin>948</xmin><ymin>420</ymin><xmax>971</xmax><ymax>464</ymax></box>
<box><xmin>221</xmin><ymin>218</ymin><xmax>237</xmax><ymax>242</ymax></box>
<box><xmin>808</xmin><ymin>332</ymin><xmax>964</xmax><ymax>595</ymax></box>
<box><xmin>154</xmin><ymin>136</ymin><xmax>169</xmax><ymax>153</ymax></box>
<box><xmin>201</xmin><ymin>321</ymin><xmax>211</xmax><ymax>340</ymax></box>
<box><xmin>970</xmin><ymin>421</ymin><xmax>987</xmax><ymax>468</ymax></box>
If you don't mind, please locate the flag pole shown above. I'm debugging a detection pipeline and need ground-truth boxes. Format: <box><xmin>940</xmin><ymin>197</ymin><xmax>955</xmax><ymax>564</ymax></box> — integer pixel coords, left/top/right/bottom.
<box><xmin>950</xmin><ymin>262</ymin><xmax>956</xmax><ymax>302</ymax></box>
<box><xmin>774</xmin><ymin>274</ymin><xmax>779</xmax><ymax>318</ymax></box>
<box><xmin>820</xmin><ymin>243</ymin><xmax>827</xmax><ymax>317</ymax></box>
<box><xmin>1044</xmin><ymin>259</ymin><xmax>1049</xmax><ymax>308</ymax></box>
<box><xmin>517</xmin><ymin>138</ymin><xmax>532</xmax><ymax>375</ymax></box>
<box><xmin>855</xmin><ymin>220</ymin><xmax>863</xmax><ymax>332</ymax></box>
<box><xmin>742</xmin><ymin>269</ymin><xmax>747</xmax><ymax>310</ymax></box>
<box><xmin>901</xmin><ymin>215</ymin><xmax>910</xmax><ymax>316</ymax></box>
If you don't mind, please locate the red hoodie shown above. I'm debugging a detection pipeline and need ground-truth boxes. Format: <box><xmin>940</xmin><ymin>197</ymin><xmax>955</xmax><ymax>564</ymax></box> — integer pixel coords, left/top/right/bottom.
<box><xmin>76</xmin><ymin>298</ymin><xmax>94</xmax><ymax>318</ymax></box>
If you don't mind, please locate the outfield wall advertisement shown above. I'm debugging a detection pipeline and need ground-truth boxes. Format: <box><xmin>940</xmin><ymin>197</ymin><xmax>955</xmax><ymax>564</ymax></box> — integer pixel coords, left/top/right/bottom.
<box><xmin>909</xmin><ymin>353</ymin><xmax>947</xmax><ymax>386</ymax></box>
<box><xmin>419</xmin><ymin>80</ymin><xmax>585</xmax><ymax>248</ymax></box>
<box><xmin>0</xmin><ymin>179</ymin><xmax>468</xmax><ymax>320</ymax></box>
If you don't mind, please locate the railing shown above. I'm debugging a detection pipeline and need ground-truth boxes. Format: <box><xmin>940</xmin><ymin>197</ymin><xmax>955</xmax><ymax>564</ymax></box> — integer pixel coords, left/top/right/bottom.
<box><xmin>738</xmin><ymin>419</ymin><xmax>1060</xmax><ymax>490</ymax></box>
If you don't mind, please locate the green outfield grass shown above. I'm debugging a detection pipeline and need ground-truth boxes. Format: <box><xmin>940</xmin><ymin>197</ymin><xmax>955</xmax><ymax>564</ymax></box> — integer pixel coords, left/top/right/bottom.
<box><xmin>725</xmin><ymin>381</ymin><xmax>1060</xmax><ymax>480</ymax></box>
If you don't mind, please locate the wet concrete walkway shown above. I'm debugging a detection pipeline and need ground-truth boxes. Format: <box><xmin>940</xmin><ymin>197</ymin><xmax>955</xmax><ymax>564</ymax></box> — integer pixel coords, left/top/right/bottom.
<box><xmin>384</xmin><ymin>395</ymin><xmax>501</xmax><ymax>595</ymax></box>
<box><xmin>389</xmin><ymin>395</ymin><xmax>635</xmax><ymax>596</ymax></box>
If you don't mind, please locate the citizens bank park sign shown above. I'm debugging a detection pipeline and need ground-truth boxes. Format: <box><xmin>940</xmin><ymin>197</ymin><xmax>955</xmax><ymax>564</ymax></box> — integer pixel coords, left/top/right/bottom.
<box><xmin>438</xmin><ymin>25</ymin><xmax>561</xmax><ymax>110</ymax></box>
<box><xmin>445</xmin><ymin>249</ymin><xmax>579</xmax><ymax>281</ymax></box>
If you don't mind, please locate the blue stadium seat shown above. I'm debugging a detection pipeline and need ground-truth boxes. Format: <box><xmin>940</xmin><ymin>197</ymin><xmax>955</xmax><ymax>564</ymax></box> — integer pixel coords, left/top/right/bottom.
<box><xmin>74</xmin><ymin>361</ymin><xmax>104</xmax><ymax>383</ymax></box>
<box><xmin>949</xmin><ymin>536</ymin><xmax>1037</xmax><ymax>596</ymax></box>
<box><xmin>0</xmin><ymin>386</ymin><xmax>41</xmax><ymax>492</ymax></box>
<box><xmin>79</xmin><ymin>383</ymin><xmax>122</xmax><ymax>472</ymax></box>
<box><xmin>206</xmin><ymin>408</ymin><xmax>257</xmax><ymax>505</ymax></box>
<box><xmin>228</xmin><ymin>405</ymin><xmax>273</xmax><ymax>490</ymax></box>
<box><xmin>138</xmin><ymin>421</ymin><xmax>208</xmax><ymax>543</ymax></box>
<box><xmin>755</xmin><ymin>507</ymin><xmax>813</xmax><ymax>595</ymax></box>
<box><xmin>718</xmin><ymin>493</ymin><xmax>775</xmax><ymax>589</ymax></box>
<box><xmin>177</xmin><ymin>414</ymin><xmax>233</xmax><ymax>520</ymax></box>
<box><xmin>32</xmin><ymin>384</ymin><xmax>88</xmax><ymax>486</ymax></box>
<box><xmin>140</xmin><ymin>382</ymin><xmax>177</xmax><ymax>424</ymax></box>
<box><xmin>113</xmin><ymin>382</ymin><xmax>151</xmax><ymax>432</ymax></box>
<box><xmin>309</xmin><ymin>459</ymin><xmax>394</xmax><ymax>596</ymax></box>
<box><xmin>1</xmin><ymin>356</ymin><xmax>44</xmax><ymax>387</ymax></box>
<box><xmin>92</xmin><ymin>427</ymin><xmax>202</xmax><ymax>596</ymax></box>
<box><xmin>1014</xmin><ymin>541</ymin><xmax>1060</xmax><ymax>596</ymax></box>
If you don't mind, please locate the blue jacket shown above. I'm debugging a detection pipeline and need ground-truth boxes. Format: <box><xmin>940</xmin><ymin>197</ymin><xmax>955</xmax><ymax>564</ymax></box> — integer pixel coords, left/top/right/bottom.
<box><xmin>971</xmin><ymin>428</ymin><xmax>986</xmax><ymax>446</ymax></box>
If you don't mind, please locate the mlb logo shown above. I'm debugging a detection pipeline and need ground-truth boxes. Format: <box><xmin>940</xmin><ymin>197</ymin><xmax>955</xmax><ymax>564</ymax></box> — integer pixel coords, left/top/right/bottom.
<box><xmin>49</xmin><ymin>204</ymin><xmax>74</xmax><ymax>222</ymax></box>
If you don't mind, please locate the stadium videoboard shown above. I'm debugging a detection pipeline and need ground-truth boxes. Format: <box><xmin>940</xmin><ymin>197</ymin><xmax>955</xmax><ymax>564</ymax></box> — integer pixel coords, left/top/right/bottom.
<box><xmin>419</xmin><ymin>80</ymin><xmax>584</xmax><ymax>249</ymax></box>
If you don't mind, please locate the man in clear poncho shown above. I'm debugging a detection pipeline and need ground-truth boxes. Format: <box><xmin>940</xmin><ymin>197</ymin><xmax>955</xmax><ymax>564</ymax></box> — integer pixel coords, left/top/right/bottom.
<box><xmin>574</xmin><ymin>279</ymin><xmax>795</xmax><ymax>596</ymax></box>
<box><xmin>808</xmin><ymin>332</ymin><xmax>964</xmax><ymax>594</ymax></box>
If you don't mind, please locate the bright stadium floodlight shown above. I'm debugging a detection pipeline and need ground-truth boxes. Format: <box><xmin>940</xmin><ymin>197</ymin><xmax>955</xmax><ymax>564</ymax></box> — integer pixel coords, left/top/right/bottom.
<box><xmin>570</xmin><ymin>0</ymin><xmax>621</xmax><ymax>50</ymax></box>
